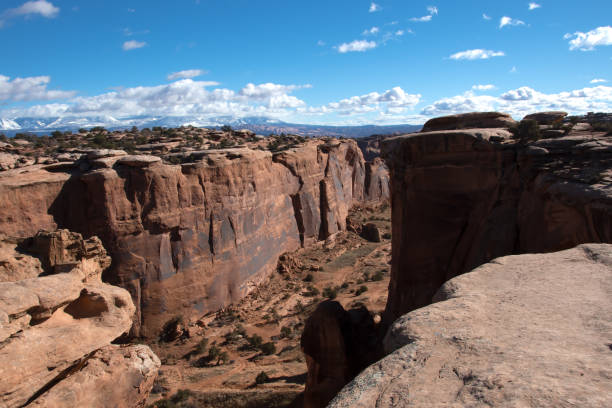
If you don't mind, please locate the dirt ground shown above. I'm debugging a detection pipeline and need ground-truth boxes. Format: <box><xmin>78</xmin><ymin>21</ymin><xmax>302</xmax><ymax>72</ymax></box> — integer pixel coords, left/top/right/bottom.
<box><xmin>145</xmin><ymin>204</ymin><xmax>391</xmax><ymax>408</ymax></box>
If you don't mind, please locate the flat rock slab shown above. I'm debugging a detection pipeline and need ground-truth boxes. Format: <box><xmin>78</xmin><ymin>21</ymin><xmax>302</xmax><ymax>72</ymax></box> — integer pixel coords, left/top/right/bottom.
<box><xmin>330</xmin><ymin>244</ymin><xmax>612</xmax><ymax>408</ymax></box>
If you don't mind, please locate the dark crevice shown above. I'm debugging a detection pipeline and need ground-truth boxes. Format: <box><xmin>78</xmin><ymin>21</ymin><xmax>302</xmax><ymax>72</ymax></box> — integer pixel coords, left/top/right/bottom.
<box><xmin>318</xmin><ymin>180</ymin><xmax>330</xmax><ymax>241</ymax></box>
<box><xmin>22</xmin><ymin>350</ymin><xmax>96</xmax><ymax>407</ymax></box>
<box><xmin>291</xmin><ymin>194</ymin><xmax>306</xmax><ymax>247</ymax></box>
<box><xmin>208</xmin><ymin>212</ymin><xmax>215</xmax><ymax>256</ymax></box>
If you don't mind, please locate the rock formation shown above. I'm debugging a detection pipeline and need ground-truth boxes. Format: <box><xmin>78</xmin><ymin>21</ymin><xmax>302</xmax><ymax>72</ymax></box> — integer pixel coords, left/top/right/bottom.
<box><xmin>421</xmin><ymin>112</ymin><xmax>517</xmax><ymax>132</ymax></box>
<box><xmin>381</xmin><ymin>113</ymin><xmax>612</xmax><ymax>322</ymax></box>
<box><xmin>0</xmin><ymin>139</ymin><xmax>389</xmax><ymax>337</ymax></box>
<box><xmin>0</xmin><ymin>230</ymin><xmax>159</xmax><ymax>407</ymax></box>
<box><xmin>328</xmin><ymin>244</ymin><xmax>612</xmax><ymax>407</ymax></box>
<box><xmin>301</xmin><ymin>301</ymin><xmax>380</xmax><ymax>408</ymax></box>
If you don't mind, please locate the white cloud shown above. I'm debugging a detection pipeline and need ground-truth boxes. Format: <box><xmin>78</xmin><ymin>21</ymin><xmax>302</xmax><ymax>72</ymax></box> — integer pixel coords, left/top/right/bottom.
<box><xmin>483</xmin><ymin>13</ymin><xmax>491</xmax><ymax>20</ymax></box>
<box><xmin>337</xmin><ymin>40</ymin><xmax>377</xmax><ymax>53</ymax></box>
<box><xmin>421</xmin><ymin>85</ymin><xmax>612</xmax><ymax>118</ymax></box>
<box><xmin>510</xmin><ymin>66</ymin><xmax>518</xmax><ymax>73</ymax></box>
<box><xmin>123</xmin><ymin>40</ymin><xmax>147</xmax><ymax>50</ymax></box>
<box><xmin>591</xmin><ymin>78</ymin><xmax>608</xmax><ymax>84</ymax></box>
<box><xmin>369</xmin><ymin>2</ymin><xmax>380</xmax><ymax>13</ymax></box>
<box><xmin>410</xmin><ymin>6</ymin><xmax>438</xmax><ymax>22</ymax></box>
<box><xmin>449</xmin><ymin>49</ymin><xmax>505</xmax><ymax>60</ymax></box>
<box><xmin>301</xmin><ymin>86</ymin><xmax>421</xmax><ymax>116</ymax></box>
<box><xmin>565</xmin><ymin>26</ymin><xmax>612</xmax><ymax>51</ymax></box>
<box><xmin>167</xmin><ymin>69</ymin><xmax>206</xmax><ymax>81</ymax></box>
<box><xmin>0</xmin><ymin>0</ymin><xmax>58</xmax><ymax>26</ymax></box>
<box><xmin>472</xmin><ymin>84</ymin><xmax>496</xmax><ymax>91</ymax></box>
<box><xmin>363</xmin><ymin>26</ymin><xmax>379</xmax><ymax>35</ymax></box>
<box><xmin>317</xmin><ymin>40</ymin><xmax>326</xmax><ymax>46</ymax></box>
<box><xmin>528</xmin><ymin>3</ymin><xmax>541</xmax><ymax>10</ymax></box>
<box><xmin>500</xmin><ymin>16</ymin><xmax>525</xmax><ymax>29</ymax></box>
<box><xmin>395</xmin><ymin>30</ymin><xmax>405</xmax><ymax>36</ymax></box>
<box><xmin>0</xmin><ymin>75</ymin><xmax>75</xmax><ymax>102</ymax></box>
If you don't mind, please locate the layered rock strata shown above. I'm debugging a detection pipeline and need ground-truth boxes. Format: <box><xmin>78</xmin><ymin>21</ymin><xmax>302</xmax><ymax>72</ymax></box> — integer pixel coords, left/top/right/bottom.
<box><xmin>0</xmin><ymin>230</ymin><xmax>159</xmax><ymax>407</ymax></box>
<box><xmin>381</xmin><ymin>118</ymin><xmax>612</xmax><ymax>322</ymax></box>
<box><xmin>329</xmin><ymin>244</ymin><xmax>612</xmax><ymax>407</ymax></box>
<box><xmin>0</xmin><ymin>140</ymin><xmax>388</xmax><ymax>336</ymax></box>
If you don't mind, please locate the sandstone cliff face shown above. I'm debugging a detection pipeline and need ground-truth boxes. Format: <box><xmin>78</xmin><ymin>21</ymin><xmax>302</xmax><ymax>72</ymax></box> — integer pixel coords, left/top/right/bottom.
<box><xmin>329</xmin><ymin>244</ymin><xmax>612</xmax><ymax>407</ymax></box>
<box><xmin>381</xmin><ymin>122</ymin><xmax>612</xmax><ymax>322</ymax></box>
<box><xmin>0</xmin><ymin>230</ymin><xmax>160</xmax><ymax>408</ymax></box>
<box><xmin>0</xmin><ymin>140</ymin><xmax>387</xmax><ymax>337</ymax></box>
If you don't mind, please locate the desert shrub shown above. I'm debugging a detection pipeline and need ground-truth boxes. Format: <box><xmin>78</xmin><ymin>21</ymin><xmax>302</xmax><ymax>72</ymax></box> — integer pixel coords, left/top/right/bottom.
<box><xmin>247</xmin><ymin>334</ymin><xmax>263</xmax><ymax>349</ymax></box>
<box><xmin>195</xmin><ymin>338</ymin><xmax>208</xmax><ymax>355</ymax></box>
<box><xmin>510</xmin><ymin>119</ymin><xmax>540</xmax><ymax>143</ymax></box>
<box><xmin>207</xmin><ymin>345</ymin><xmax>220</xmax><ymax>361</ymax></box>
<box><xmin>372</xmin><ymin>271</ymin><xmax>384</xmax><ymax>281</ymax></box>
<box><xmin>341</xmin><ymin>282</ymin><xmax>349</xmax><ymax>289</ymax></box>
<box><xmin>322</xmin><ymin>286</ymin><xmax>338</xmax><ymax>299</ymax></box>
<box><xmin>382</xmin><ymin>232</ymin><xmax>392</xmax><ymax>239</ymax></box>
<box><xmin>294</xmin><ymin>300</ymin><xmax>305</xmax><ymax>313</ymax></box>
<box><xmin>171</xmin><ymin>389</ymin><xmax>194</xmax><ymax>404</ymax></box>
<box><xmin>280</xmin><ymin>326</ymin><xmax>292</xmax><ymax>338</ymax></box>
<box><xmin>260</xmin><ymin>341</ymin><xmax>277</xmax><ymax>355</ymax></box>
<box><xmin>160</xmin><ymin>315</ymin><xmax>183</xmax><ymax>342</ymax></box>
<box><xmin>355</xmin><ymin>285</ymin><xmax>368</xmax><ymax>296</ymax></box>
<box><xmin>592</xmin><ymin>121</ymin><xmax>612</xmax><ymax>135</ymax></box>
<box><xmin>303</xmin><ymin>273</ymin><xmax>313</xmax><ymax>282</ymax></box>
<box><xmin>255</xmin><ymin>371</ymin><xmax>270</xmax><ymax>384</ymax></box>
<box><xmin>303</xmin><ymin>286</ymin><xmax>319</xmax><ymax>297</ymax></box>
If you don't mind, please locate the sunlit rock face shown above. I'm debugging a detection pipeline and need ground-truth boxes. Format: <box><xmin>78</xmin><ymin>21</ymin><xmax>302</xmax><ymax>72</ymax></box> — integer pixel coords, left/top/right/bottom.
<box><xmin>0</xmin><ymin>140</ymin><xmax>389</xmax><ymax>337</ymax></box>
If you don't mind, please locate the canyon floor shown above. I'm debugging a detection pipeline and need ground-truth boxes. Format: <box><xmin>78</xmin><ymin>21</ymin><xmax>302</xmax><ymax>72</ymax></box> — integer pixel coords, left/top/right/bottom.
<box><xmin>144</xmin><ymin>204</ymin><xmax>391</xmax><ymax>408</ymax></box>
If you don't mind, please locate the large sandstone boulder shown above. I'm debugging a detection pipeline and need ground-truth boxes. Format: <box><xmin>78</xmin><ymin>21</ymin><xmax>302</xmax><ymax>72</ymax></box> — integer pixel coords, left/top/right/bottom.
<box><xmin>523</xmin><ymin>111</ymin><xmax>567</xmax><ymax>125</ymax></box>
<box><xmin>0</xmin><ymin>230</ymin><xmax>160</xmax><ymax>407</ymax></box>
<box><xmin>329</xmin><ymin>244</ymin><xmax>612</xmax><ymax>407</ymax></box>
<box><xmin>421</xmin><ymin>112</ymin><xmax>516</xmax><ymax>132</ymax></box>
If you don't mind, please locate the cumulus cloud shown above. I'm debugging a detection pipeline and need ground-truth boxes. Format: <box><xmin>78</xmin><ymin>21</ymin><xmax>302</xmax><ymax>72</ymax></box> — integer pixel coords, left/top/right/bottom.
<box><xmin>0</xmin><ymin>75</ymin><xmax>75</xmax><ymax>102</ymax></box>
<box><xmin>363</xmin><ymin>26</ymin><xmax>379</xmax><ymax>35</ymax></box>
<box><xmin>410</xmin><ymin>6</ymin><xmax>438</xmax><ymax>22</ymax></box>
<box><xmin>500</xmin><ymin>16</ymin><xmax>525</xmax><ymax>29</ymax></box>
<box><xmin>472</xmin><ymin>84</ymin><xmax>496</xmax><ymax>91</ymax></box>
<box><xmin>422</xmin><ymin>85</ymin><xmax>612</xmax><ymax>118</ymax></box>
<box><xmin>0</xmin><ymin>0</ymin><xmax>58</xmax><ymax>26</ymax></box>
<box><xmin>167</xmin><ymin>69</ymin><xmax>206</xmax><ymax>81</ymax></box>
<box><xmin>123</xmin><ymin>40</ymin><xmax>147</xmax><ymax>50</ymax></box>
<box><xmin>591</xmin><ymin>78</ymin><xmax>608</xmax><ymax>84</ymax></box>
<box><xmin>301</xmin><ymin>87</ymin><xmax>421</xmax><ymax>116</ymax></box>
<box><xmin>1</xmin><ymin>79</ymin><xmax>314</xmax><ymax>120</ymax></box>
<box><xmin>565</xmin><ymin>26</ymin><xmax>612</xmax><ymax>51</ymax></box>
<box><xmin>337</xmin><ymin>40</ymin><xmax>377</xmax><ymax>53</ymax></box>
<box><xmin>528</xmin><ymin>3</ymin><xmax>541</xmax><ymax>10</ymax></box>
<box><xmin>482</xmin><ymin>13</ymin><xmax>491</xmax><ymax>20</ymax></box>
<box><xmin>369</xmin><ymin>2</ymin><xmax>380</xmax><ymax>12</ymax></box>
<box><xmin>449</xmin><ymin>49</ymin><xmax>505</xmax><ymax>60</ymax></box>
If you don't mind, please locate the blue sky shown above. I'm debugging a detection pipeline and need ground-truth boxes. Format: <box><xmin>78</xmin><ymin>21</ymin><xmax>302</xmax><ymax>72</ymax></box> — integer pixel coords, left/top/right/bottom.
<box><xmin>1</xmin><ymin>0</ymin><xmax>611</xmax><ymax>125</ymax></box>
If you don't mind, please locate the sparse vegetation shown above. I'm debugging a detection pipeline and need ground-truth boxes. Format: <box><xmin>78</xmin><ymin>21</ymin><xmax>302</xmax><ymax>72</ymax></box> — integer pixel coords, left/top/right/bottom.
<box><xmin>510</xmin><ymin>119</ymin><xmax>541</xmax><ymax>143</ymax></box>
<box><xmin>255</xmin><ymin>371</ymin><xmax>270</xmax><ymax>384</ymax></box>
<box><xmin>355</xmin><ymin>285</ymin><xmax>369</xmax><ymax>296</ymax></box>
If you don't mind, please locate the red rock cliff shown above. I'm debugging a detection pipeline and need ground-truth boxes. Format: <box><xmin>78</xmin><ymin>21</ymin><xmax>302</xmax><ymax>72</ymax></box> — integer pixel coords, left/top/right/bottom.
<box><xmin>381</xmin><ymin>117</ymin><xmax>612</xmax><ymax>323</ymax></box>
<box><xmin>0</xmin><ymin>139</ymin><xmax>388</xmax><ymax>337</ymax></box>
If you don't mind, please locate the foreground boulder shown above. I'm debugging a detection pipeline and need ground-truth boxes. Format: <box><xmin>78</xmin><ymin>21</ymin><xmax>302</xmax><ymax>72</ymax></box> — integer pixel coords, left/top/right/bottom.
<box><xmin>0</xmin><ymin>230</ymin><xmax>160</xmax><ymax>407</ymax></box>
<box><xmin>421</xmin><ymin>112</ymin><xmax>516</xmax><ymax>132</ymax></box>
<box><xmin>329</xmin><ymin>244</ymin><xmax>612</xmax><ymax>407</ymax></box>
<box><xmin>523</xmin><ymin>111</ymin><xmax>567</xmax><ymax>124</ymax></box>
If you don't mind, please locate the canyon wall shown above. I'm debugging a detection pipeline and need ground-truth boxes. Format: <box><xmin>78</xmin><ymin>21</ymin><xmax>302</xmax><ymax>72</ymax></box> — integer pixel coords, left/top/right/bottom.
<box><xmin>0</xmin><ymin>140</ymin><xmax>388</xmax><ymax>337</ymax></box>
<box><xmin>381</xmin><ymin>119</ymin><xmax>612</xmax><ymax>322</ymax></box>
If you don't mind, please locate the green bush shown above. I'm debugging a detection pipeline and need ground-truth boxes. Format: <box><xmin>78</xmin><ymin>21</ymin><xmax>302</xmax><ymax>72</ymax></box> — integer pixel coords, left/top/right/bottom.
<box><xmin>355</xmin><ymin>285</ymin><xmax>368</xmax><ymax>296</ymax></box>
<box><xmin>510</xmin><ymin>119</ymin><xmax>541</xmax><ymax>143</ymax></box>
<box><xmin>280</xmin><ymin>326</ymin><xmax>292</xmax><ymax>338</ymax></box>
<box><xmin>260</xmin><ymin>341</ymin><xmax>276</xmax><ymax>355</ymax></box>
<box><xmin>322</xmin><ymin>286</ymin><xmax>338</xmax><ymax>299</ymax></box>
<box><xmin>372</xmin><ymin>271</ymin><xmax>384</xmax><ymax>281</ymax></box>
<box><xmin>195</xmin><ymin>338</ymin><xmax>208</xmax><ymax>355</ymax></box>
<box><xmin>255</xmin><ymin>371</ymin><xmax>270</xmax><ymax>384</ymax></box>
<box><xmin>303</xmin><ymin>273</ymin><xmax>313</xmax><ymax>282</ymax></box>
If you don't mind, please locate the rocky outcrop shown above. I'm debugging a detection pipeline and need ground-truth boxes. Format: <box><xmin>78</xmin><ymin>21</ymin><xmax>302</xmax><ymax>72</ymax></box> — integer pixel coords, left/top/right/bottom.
<box><xmin>0</xmin><ymin>230</ymin><xmax>159</xmax><ymax>407</ymax></box>
<box><xmin>421</xmin><ymin>112</ymin><xmax>516</xmax><ymax>132</ymax></box>
<box><xmin>0</xmin><ymin>140</ymin><xmax>388</xmax><ymax>337</ymax></box>
<box><xmin>523</xmin><ymin>111</ymin><xmax>567</xmax><ymax>124</ymax></box>
<box><xmin>328</xmin><ymin>244</ymin><xmax>612</xmax><ymax>407</ymax></box>
<box><xmin>301</xmin><ymin>301</ymin><xmax>379</xmax><ymax>408</ymax></box>
<box><xmin>381</xmin><ymin>120</ymin><xmax>612</xmax><ymax>322</ymax></box>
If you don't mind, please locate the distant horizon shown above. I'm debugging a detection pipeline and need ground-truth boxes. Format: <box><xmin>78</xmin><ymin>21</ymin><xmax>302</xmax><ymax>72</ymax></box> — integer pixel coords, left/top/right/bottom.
<box><xmin>1</xmin><ymin>0</ymin><xmax>611</xmax><ymax>126</ymax></box>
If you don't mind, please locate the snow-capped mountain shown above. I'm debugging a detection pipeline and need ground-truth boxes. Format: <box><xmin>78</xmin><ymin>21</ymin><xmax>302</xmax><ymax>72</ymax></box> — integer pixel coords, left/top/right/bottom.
<box><xmin>0</xmin><ymin>115</ymin><xmax>421</xmax><ymax>138</ymax></box>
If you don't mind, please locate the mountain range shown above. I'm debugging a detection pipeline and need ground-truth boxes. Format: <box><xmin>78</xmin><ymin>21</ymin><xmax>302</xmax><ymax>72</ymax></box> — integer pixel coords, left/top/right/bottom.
<box><xmin>0</xmin><ymin>116</ymin><xmax>421</xmax><ymax>138</ymax></box>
